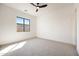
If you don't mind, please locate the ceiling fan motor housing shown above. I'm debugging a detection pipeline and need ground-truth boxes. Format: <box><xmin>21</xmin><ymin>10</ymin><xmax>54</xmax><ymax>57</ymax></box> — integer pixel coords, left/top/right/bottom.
<box><xmin>31</xmin><ymin>3</ymin><xmax>47</xmax><ymax>12</ymax></box>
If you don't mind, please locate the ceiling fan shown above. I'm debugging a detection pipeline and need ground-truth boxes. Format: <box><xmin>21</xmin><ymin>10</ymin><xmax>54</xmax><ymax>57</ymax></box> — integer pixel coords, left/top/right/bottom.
<box><xmin>30</xmin><ymin>3</ymin><xmax>47</xmax><ymax>12</ymax></box>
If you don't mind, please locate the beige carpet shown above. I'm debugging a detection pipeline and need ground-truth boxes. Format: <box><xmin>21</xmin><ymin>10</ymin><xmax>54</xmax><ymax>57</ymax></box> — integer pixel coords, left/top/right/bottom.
<box><xmin>0</xmin><ymin>38</ymin><xmax>78</xmax><ymax>56</ymax></box>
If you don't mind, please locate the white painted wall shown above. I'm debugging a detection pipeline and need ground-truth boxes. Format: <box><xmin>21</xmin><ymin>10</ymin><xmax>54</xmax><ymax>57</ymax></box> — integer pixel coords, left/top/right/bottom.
<box><xmin>37</xmin><ymin>4</ymin><xmax>76</xmax><ymax>45</ymax></box>
<box><xmin>77</xmin><ymin>7</ymin><xmax>79</xmax><ymax>54</ymax></box>
<box><xmin>0</xmin><ymin>5</ymin><xmax>36</xmax><ymax>45</ymax></box>
<box><xmin>76</xmin><ymin>4</ymin><xmax>79</xmax><ymax>55</ymax></box>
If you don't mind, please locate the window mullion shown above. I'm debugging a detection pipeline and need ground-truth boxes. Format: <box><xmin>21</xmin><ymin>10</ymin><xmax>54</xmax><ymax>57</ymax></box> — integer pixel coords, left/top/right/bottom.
<box><xmin>23</xmin><ymin>18</ymin><xmax>25</xmax><ymax>32</ymax></box>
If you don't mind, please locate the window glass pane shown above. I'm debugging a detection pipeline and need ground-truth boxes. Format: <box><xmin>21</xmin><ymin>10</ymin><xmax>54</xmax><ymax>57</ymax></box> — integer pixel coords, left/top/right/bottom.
<box><xmin>16</xmin><ymin>17</ymin><xmax>23</xmax><ymax>32</ymax></box>
<box><xmin>25</xmin><ymin>19</ymin><xmax>30</xmax><ymax>32</ymax></box>
<box><xmin>25</xmin><ymin>19</ymin><xmax>29</xmax><ymax>25</ymax></box>
<box><xmin>16</xmin><ymin>17</ymin><xmax>23</xmax><ymax>24</ymax></box>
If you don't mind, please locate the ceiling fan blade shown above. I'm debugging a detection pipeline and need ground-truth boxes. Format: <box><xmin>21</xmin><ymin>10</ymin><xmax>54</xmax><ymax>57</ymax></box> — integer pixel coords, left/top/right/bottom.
<box><xmin>30</xmin><ymin>3</ymin><xmax>37</xmax><ymax>7</ymax></box>
<box><xmin>39</xmin><ymin>4</ymin><xmax>47</xmax><ymax>8</ymax></box>
<box><xmin>36</xmin><ymin>9</ymin><xmax>38</xmax><ymax>12</ymax></box>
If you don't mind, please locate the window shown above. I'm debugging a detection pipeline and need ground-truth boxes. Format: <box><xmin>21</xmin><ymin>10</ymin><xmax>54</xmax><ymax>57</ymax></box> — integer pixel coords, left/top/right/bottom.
<box><xmin>16</xmin><ymin>16</ymin><xmax>30</xmax><ymax>32</ymax></box>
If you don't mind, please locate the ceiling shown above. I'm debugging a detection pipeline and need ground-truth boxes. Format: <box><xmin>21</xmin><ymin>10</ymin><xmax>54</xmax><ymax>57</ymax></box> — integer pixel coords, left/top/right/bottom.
<box><xmin>2</xmin><ymin>3</ymin><xmax>74</xmax><ymax>16</ymax></box>
<box><xmin>2</xmin><ymin>3</ymin><xmax>37</xmax><ymax>16</ymax></box>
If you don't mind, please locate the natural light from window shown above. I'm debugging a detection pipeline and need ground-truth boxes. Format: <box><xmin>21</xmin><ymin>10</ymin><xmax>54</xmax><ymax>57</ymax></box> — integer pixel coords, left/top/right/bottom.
<box><xmin>0</xmin><ymin>41</ymin><xmax>26</xmax><ymax>56</ymax></box>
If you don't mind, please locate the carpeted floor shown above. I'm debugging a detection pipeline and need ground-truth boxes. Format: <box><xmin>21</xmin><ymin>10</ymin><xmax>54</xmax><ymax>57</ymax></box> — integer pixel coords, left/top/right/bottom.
<box><xmin>0</xmin><ymin>38</ymin><xmax>78</xmax><ymax>56</ymax></box>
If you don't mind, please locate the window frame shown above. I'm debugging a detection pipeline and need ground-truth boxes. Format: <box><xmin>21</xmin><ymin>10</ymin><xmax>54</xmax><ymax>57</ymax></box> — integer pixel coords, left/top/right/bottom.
<box><xmin>16</xmin><ymin>16</ymin><xmax>30</xmax><ymax>32</ymax></box>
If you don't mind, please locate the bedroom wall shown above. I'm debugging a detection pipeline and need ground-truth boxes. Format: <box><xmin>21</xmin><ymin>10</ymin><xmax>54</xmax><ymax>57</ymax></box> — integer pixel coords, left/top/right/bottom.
<box><xmin>76</xmin><ymin>4</ymin><xmax>79</xmax><ymax>55</ymax></box>
<box><xmin>77</xmin><ymin>7</ymin><xmax>79</xmax><ymax>54</ymax></box>
<box><xmin>36</xmin><ymin>4</ymin><xmax>76</xmax><ymax>45</ymax></box>
<box><xmin>0</xmin><ymin>4</ymin><xmax>36</xmax><ymax>45</ymax></box>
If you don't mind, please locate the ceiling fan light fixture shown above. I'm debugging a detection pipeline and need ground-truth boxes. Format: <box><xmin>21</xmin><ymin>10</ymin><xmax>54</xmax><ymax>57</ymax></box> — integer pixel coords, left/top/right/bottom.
<box><xmin>37</xmin><ymin>7</ymin><xmax>39</xmax><ymax>9</ymax></box>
